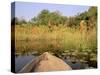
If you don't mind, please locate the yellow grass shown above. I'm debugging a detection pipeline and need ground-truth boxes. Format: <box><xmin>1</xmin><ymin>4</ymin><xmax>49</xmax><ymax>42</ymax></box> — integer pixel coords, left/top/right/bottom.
<box><xmin>15</xmin><ymin>24</ymin><xmax>97</xmax><ymax>56</ymax></box>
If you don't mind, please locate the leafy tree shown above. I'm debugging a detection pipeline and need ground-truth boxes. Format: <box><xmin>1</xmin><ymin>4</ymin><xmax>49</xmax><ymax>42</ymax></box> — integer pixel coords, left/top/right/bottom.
<box><xmin>31</xmin><ymin>9</ymin><xmax>68</xmax><ymax>27</ymax></box>
<box><xmin>18</xmin><ymin>6</ymin><xmax>97</xmax><ymax>28</ymax></box>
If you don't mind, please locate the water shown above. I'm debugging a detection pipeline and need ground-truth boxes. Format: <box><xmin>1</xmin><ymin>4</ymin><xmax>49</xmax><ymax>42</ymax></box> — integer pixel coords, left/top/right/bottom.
<box><xmin>15</xmin><ymin>55</ymin><xmax>35</xmax><ymax>72</ymax></box>
<box><xmin>64</xmin><ymin>60</ymin><xmax>89</xmax><ymax>69</ymax></box>
<box><xmin>15</xmin><ymin>54</ymin><xmax>94</xmax><ymax>73</ymax></box>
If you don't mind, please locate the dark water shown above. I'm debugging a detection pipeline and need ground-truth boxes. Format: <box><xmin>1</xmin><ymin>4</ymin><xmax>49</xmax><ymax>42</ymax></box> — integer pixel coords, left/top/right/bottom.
<box><xmin>15</xmin><ymin>54</ymin><xmax>96</xmax><ymax>73</ymax></box>
<box><xmin>15</xmin><ymin>55</ymin><xmax>35</xmax><ymax>72</ymax></box>
<box><xmin>64</xmin><ymin>60</ymin><xmax>89</xmax><ymax>69</ymax></box>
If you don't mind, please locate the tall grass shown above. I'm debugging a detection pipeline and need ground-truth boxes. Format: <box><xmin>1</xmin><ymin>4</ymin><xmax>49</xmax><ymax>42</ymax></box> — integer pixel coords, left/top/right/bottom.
<box><xmin>15</xmin><ymin>24</ymin><xmax>97</xmax><ymax>61</ymax></box>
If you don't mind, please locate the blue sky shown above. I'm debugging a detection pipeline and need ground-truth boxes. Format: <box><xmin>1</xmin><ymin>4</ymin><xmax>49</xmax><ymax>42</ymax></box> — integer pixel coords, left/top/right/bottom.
<box><xmin>14</xmin><ymin>2</ymin><xmax>90</xmax><ymax>21</ymax></box>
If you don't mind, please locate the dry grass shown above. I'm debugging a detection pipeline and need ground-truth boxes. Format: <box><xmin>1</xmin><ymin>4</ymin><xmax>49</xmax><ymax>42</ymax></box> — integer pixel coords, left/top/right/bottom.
<box><xmin>15</xmin><ymin>24</ymin><xmax>97</xmax><ymax>57</ymax></box>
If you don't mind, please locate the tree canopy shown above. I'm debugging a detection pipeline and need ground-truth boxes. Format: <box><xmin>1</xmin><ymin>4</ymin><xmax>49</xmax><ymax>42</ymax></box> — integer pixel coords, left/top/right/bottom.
<box><xmin>12</xmin><ymin>6</ymin><xmax>97</xmax><ymax>28</ymax></box>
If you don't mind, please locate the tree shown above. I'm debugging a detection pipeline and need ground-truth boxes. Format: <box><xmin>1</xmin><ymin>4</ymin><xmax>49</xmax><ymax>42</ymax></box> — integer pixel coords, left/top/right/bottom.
<box><xmin>31</xmin><ymin>9</ymin><xmax>68</xmax><ymax>26</ymax></box>
<box><xmin>30</xmin><ymin>7</ymin><xmax>97</xmax><ymax>28</ymax></box>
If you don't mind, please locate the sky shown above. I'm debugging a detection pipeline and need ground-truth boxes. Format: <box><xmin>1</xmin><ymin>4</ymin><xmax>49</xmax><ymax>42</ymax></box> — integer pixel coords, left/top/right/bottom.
<box><xmin>12</xmin><ymin>2</ymin><xmax>91</xmax><ymax>21</ymax></box>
